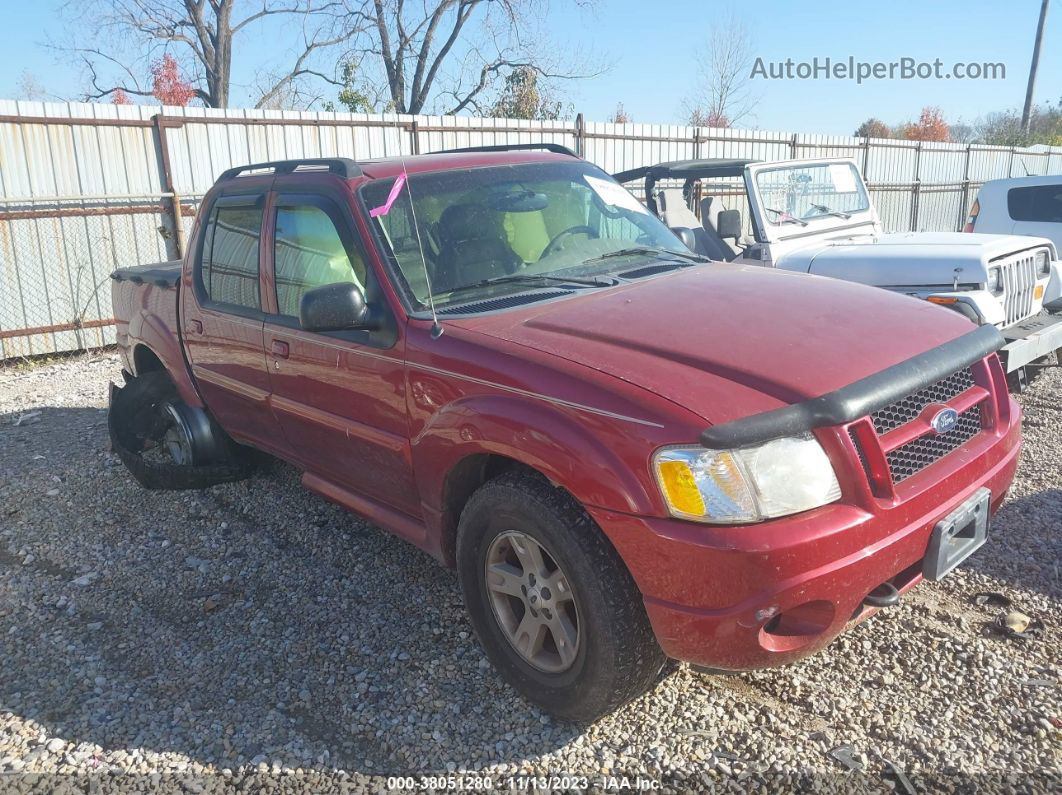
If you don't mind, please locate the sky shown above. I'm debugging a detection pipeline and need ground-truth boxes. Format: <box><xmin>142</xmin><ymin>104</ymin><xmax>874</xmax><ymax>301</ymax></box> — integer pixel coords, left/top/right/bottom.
<box><xmin>3</xmin><ymin>0</ymin><xmax>1060</xmax><ymax>136</ymax></box>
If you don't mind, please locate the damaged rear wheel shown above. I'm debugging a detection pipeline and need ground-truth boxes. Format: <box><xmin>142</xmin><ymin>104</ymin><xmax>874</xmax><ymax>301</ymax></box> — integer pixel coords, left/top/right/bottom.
<box><xmin>108</xmin><ymin>370</ymin><xmax>250</xmax><ymax>490</ymax></box>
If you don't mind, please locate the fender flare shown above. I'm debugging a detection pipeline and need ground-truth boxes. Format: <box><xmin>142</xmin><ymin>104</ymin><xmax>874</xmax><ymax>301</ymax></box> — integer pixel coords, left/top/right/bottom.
<box><xmin>128</xmin><ymin>309</ymin><xmax>204</xmax><ymax>408</ymax></box>
<box><xmin>412</xmin><ymin>393</ymin><xmax>659</xmax><ymax>519</ymax></box>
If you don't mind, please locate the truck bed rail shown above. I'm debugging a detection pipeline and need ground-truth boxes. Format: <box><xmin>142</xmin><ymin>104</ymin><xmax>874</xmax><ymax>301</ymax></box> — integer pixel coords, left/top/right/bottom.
<box><xmin>111</xmin><ymin>261</ymin><xmax>182</xmax><ymax>289</ymax></box>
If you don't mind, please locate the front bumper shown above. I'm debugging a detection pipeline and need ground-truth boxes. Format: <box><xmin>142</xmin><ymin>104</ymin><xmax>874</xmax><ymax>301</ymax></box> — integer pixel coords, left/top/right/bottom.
<box><xmin>590</xmin><ymin>409</ymin><xmax>1021</xmax><ymax>670</ymax></box>
<box><xmin>1001</xmin><ymin>311</ymin><xmax>1062</xmax><ymax>371</ymax></box>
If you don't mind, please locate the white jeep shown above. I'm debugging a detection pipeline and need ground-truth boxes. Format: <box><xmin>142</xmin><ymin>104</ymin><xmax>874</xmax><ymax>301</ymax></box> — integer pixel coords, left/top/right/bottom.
<box><xmin>615</xmin><ymin>157</ymin><xmax>1062</xmax><ymax>377</ymax></box>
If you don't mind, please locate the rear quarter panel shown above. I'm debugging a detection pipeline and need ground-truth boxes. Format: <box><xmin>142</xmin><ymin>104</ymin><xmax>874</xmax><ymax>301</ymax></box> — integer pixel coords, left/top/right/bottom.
<box><xmin>111</xmin><ymin>277</ymin><xmax>202</xmax><ymax>408</ymax></box>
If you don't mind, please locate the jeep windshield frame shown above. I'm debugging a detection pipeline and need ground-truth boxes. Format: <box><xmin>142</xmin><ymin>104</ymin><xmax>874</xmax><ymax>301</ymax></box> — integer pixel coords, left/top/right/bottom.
<box><xmin>360</xmin><ymin>160</ymin><xmax>693</xmax><ymax>314</ymax></box>
<box><xmin>747</xmin><ymin>160</ymin><xmax>875</xmax><ymax>242</ymax></box>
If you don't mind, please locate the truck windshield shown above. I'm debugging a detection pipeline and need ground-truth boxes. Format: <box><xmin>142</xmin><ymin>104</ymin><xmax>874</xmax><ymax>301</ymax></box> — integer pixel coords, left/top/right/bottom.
<box><xmin>754</xmin><ymin>162</ymin><xmax>870</xmax><ymax>225</ymax></box>
<box><xmin>362</xmin><ymin>161</ymin><xmax>690</xmax><ymax>310</ymax></box>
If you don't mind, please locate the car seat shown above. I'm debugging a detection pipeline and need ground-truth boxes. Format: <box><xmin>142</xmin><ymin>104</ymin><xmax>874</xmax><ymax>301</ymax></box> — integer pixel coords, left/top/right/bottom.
<box><xmin>699</xmin><ymin>196</ymin><xmax>742</xmax><ymax>261</ymax></box>
<box><xmin>434</xmin><ymin>203</ymin><xmax>522</xmax><ymax>292</ymax></box>
<box><xmin>655</xmin><ymin>189</ymin><xmax>731</xmax><ymax>261</ymax></box>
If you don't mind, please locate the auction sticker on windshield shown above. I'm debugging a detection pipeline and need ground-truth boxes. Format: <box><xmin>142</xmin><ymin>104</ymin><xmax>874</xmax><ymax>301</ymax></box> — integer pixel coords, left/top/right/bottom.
<box><xmin>584</xmin><ymin>174</ymin><xmax>651</xmax><ymax>215</ymax></box>
<box><xmin>828</xmin><ymin>163</ymin><xmax>858</xmax><ymax>194</ymax></box>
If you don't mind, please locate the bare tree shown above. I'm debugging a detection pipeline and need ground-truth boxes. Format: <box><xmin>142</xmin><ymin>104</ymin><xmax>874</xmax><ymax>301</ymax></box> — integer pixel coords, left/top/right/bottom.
<box><xmin>62</xmin><ymin>1</ymin><xmax>357</xmax><ymax>108</ymax></box>
<box><xmin>15</xmin><ymin>71</ymin><xmax>63</xmax><ymax>102</ymax></box>
<box><xmin>340</xmin><ymin>0</ymin><xmax>598</xmax><ymax>115</ymax></box>
<box><xmin>682</xmin><ymin>10</ymin><xmax>757</xmax><ymax>128</ymax></box>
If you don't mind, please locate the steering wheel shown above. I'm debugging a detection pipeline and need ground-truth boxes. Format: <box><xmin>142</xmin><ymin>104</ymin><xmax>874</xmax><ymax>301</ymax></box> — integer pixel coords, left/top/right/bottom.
<box><xmin>540</xmin><ymin>225</ymin><xmax>598</xmax><ymax>258</ymax></box>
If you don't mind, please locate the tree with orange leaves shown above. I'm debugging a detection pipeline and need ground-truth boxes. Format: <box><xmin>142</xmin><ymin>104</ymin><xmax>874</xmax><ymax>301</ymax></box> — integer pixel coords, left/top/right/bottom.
<box><xmin>151</xmin><ymin>55</ymin><xmax>196</xmax><ymax>107</ymax></box>
<box><xmin>901</xmin><ymin>106</ymin><xmax>951</xmax><ymax>142</ymax></box>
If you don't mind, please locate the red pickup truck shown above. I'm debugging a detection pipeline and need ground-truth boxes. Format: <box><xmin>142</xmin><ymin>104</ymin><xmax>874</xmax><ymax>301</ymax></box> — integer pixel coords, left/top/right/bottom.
<box><xmin>110</xmin><ymin>146</ymin><xmax>1021</xmax><ymax>721</ymax></box>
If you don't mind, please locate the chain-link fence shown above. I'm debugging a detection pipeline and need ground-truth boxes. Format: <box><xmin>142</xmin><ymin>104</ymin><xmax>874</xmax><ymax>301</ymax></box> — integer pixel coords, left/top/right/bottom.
<box><xmin>0</xmin><ymin>198</ymin><xmax>196</xmax><ymax>359</ymax></box>
<box><xmin>2</xmin><ymin>101</ymin><xmax>1062</xmax><ymax>358</ymax></box>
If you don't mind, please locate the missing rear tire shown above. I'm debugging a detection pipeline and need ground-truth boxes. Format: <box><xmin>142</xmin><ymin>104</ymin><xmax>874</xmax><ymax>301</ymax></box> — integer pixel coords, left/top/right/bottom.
<box><xmin>109</xmin><ymin>371</ymin><xmax>250</xmax><ymax>490</ymax></box>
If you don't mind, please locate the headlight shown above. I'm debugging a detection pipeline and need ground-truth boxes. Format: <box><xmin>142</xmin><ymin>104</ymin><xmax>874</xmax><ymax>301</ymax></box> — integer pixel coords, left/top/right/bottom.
<box><xmin>1035</xmin><ymin>249</ymin><xmax>1050</xmax><ymax>275</ymax></box>
<box><xmin>652</xmin><ymin>434</ymin><xmax>842</xmax><ymax>524</ymax></box>
<box><xmin>987</xmin><ymin>266</ymin><xmax>1004</xmax><ymax>293</ymax></box>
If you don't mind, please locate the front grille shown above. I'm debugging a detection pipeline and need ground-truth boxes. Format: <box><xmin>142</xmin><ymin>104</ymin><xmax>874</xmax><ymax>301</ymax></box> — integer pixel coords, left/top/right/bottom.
<box><xmin>885</xmin><ymin>405</ymin><xmax>983</xmax><ymax>483</ymax></box>
<box><xmin>848</xmin><ymin>428</ymin><xmax>872</xmax><ymax>481</ymax></box>
<box><xmin>998</xmin><ymin>250</ymin><xmax>1041</xmax><ymax>325</ymax></box>
<box><xmin>870</xmin><ymin>367</ymin><xmax>975</xmax><ymax>434</ymax></box>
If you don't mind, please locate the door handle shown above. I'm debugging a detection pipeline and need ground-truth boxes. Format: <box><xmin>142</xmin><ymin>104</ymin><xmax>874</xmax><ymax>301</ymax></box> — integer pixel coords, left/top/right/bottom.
<box><xmin>271</xmin><ymin>340</ymin><xmax>290</xmax><ymax>359</ymax></box>
<box><xmin>188</xmin><ymin>319</ymin><xmax>203</xmax><ymax>335</ymax></box>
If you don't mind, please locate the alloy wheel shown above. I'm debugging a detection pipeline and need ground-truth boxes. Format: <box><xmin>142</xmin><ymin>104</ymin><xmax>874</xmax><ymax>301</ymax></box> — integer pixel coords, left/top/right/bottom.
<box><xmin>484</xmin><ymin>530</ymin><xmax>581</xmax><ymax>673</ymax></box>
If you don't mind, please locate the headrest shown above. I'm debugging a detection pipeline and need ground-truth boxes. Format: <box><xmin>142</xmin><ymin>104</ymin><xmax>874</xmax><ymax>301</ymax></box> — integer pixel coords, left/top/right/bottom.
<box><xmin>438</xmin><ymin>204</ymin><xmax>494</xmax><ymax>245</ymax></box>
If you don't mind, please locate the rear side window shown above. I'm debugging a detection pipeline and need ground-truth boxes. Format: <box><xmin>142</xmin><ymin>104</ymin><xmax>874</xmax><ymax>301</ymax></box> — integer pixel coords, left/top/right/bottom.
<box><xmin>1007</xmin><ymin>185</ymin><xmax>1062</xmax><ymax>223</ymax></box>
<box><xmin>273</xmin><ymin>202</ymin><xmax>368</xmax><ymax>318</ymax></box>
<box><xmin>201</xmin><ymin>203</ymin><xmax>263</xmax><ymax>309</ymax></box>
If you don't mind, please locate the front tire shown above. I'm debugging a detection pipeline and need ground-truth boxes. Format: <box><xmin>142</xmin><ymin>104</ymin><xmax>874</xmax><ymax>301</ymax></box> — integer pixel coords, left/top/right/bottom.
<box><xmin>457</xmin><ymin>470</ymin><xmax>666</xmax><ymax>721</ymax></box>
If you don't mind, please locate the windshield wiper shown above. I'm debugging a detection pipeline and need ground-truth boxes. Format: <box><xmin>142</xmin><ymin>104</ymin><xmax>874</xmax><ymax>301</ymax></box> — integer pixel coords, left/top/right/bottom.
<box><xmin>581</xmin><ymin>246</ymin><xmax>711</xmax><ymax>265</ymax></box>
<box><xmin>809</xmin><ymin>203</ymin><xmax>852</xmax><ymax>220</ymax></box>
<box><xmin>764</xmin><ymin>207</ymin><xmax>808</xmax><ymax>226</ymax></box>
<box><xmin>441</xmin><ymin>273</ymin><xmax>616</xmax><ymax>298</ymax></box>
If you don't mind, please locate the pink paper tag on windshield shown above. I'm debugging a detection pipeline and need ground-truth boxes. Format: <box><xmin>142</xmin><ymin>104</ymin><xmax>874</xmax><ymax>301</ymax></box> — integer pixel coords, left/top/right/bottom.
<box><xmin>369</xmin><ymin>173</ymin><xmax>407</xmax><ymax>217</ymax></box>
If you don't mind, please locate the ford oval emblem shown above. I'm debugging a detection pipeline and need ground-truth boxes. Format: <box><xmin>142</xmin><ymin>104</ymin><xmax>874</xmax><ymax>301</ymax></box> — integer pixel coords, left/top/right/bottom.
<box><xmin>930</xmin><ymin>407</ymin><xmax>960</xmax><ymax>434</ymax></box>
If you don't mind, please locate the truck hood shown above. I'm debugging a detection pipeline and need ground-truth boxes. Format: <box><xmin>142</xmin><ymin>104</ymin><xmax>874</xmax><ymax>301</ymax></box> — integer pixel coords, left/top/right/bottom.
<box><xmin>451</xmin><ymin>264</ymin><xmax>977</xmax><ymax>426</ymax></box>
<box><xmin>796</xmin><ymin>231</ymin><xmax>1051</xmax><ymax>287</ymax></box>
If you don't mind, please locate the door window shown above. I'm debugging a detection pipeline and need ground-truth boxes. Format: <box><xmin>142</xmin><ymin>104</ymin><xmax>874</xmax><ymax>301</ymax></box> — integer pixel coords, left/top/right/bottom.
<box><xmin>202</xmin><ymin>204</ymin><xmax>263</xmax><ymax>310</ymax></box>
<box><xmin>273</xmin><ymin>203</ymin><xmax>368</xmax><ymax>318</ymax></box>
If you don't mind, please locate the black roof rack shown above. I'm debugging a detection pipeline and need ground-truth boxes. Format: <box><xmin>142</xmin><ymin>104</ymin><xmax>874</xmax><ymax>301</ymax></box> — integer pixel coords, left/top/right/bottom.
<box><xmin>612</xmin><ymin>158</ymin><xmax>761</xmax><ymax>216</ymax></box>
<box><xmin>218</xmin><ymin>158</ymin><xmax>362</xmax><ymax>181</ymax></box>
<box><xmin>612</xmin><ymin>158</ymin><xmax>759</xmax><ymax>184</ymax></box>
<box><xmin>431</xmin><ymin>142</ymin><xmax>579</xmax><ymax>158</ymax></box>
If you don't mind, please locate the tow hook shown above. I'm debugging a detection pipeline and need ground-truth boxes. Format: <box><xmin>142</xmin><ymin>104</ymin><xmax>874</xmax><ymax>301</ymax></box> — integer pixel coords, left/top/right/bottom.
<box><xmin>863</xmin><ymin>582</ymin><xmax>900</xmax><ymax>608</ymax></box>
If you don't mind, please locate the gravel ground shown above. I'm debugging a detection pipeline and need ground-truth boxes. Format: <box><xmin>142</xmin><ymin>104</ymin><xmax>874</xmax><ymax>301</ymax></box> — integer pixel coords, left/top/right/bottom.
<box><xmin>0</xmin><ymin>351</ymin><xmax>1059</xmax><ymax>794</ymax></box>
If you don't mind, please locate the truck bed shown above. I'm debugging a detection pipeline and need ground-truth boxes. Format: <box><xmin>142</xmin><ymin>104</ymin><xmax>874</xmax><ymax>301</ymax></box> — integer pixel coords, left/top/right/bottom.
<box><xmin>110</xmin><ymin>260</ymin><xmax>183</xmax><ymax>381</ymax></box>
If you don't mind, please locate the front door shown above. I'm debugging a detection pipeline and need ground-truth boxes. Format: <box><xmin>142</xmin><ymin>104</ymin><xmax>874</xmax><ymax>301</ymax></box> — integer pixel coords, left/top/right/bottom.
<box><xmin>261</xmin><ymin>191</ymin><xmax>418</xmax><ymax>517</ymax></box>
<box><xmin>181</xmin><ymin>190</ymin><xmax>281</xmax><ymax>452</ymax></box>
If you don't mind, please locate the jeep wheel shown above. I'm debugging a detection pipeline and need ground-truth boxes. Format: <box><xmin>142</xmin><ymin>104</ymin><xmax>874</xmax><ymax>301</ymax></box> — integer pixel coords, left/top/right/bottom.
<box><xmin>457</xmin><ymin>470</ymin><xmax>666</xmax><ymax>721</ymax></box>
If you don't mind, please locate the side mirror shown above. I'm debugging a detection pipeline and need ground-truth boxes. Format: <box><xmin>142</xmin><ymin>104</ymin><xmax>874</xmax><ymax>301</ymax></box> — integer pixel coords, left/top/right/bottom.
<box><xmin>670</xmin><ymin>226</ymin><xmax>698</xmax><ymax>252</ymax></box>
<box><xmin>716</xmin><ymin>209</ymin><xmax>742</xmax><ymax>241</ymax></box>
<box><xmin>299</xmin><ymin>282</ymin><xmax>377</xmax><ymax>332</ymax></box>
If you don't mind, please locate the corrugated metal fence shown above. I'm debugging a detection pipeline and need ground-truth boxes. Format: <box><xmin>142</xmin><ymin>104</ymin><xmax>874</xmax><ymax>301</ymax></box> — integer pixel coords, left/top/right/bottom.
<box><xmin>2</xmin><ymin>100</ymin><xmax>1062</xmax><ymax>358</ymax></box>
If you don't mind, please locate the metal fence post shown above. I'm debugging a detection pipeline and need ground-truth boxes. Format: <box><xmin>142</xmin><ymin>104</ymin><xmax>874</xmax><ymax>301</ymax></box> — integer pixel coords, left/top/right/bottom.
<box><xmin>959</xmin><ymin>144</ymin><xmax>972</xmax><ymax>231</ymax></box>
<box><xmin>152</xmin><ymin>114</ymin><xmax>184</xmax><ymax>260</ymax></box>
<box><xmin>410</xmin><ymin>119</ymin><xmax>421</xmax><ymax>155</ymax></box>
<box><xmin>575</xmin><ymin>113</ymin><xmax>585</xmax><ymax>158</ymax></box>
<box><xmin>910</xmin><ymin>141</ymin><xmax>923</xmax><ymax>232</ymax></box>
<box><xmin>790</xmin><ymin>133</ymin><xmax>799</xmax><ymax>159</ymax></box>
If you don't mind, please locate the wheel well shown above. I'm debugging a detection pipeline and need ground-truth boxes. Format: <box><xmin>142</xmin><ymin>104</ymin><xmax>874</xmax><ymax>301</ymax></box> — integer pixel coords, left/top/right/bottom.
<box><xmin>439</xmin><ymin>453</ymin><xmax>527</xmax><ymax>566</ymax></box>
<box><xmin>133</xmin><ymin>345</ymin><xmax>165</xmax><ymax>375</ymax></box>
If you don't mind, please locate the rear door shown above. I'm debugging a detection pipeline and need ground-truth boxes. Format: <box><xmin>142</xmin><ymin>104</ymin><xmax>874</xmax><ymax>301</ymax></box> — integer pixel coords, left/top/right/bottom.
<box><xmin>181</xmin><ymin>189</ymin><xmax>283</xmax><ymax>453</ymax></box>
<box><xmin>261</xmin><ymin>188</ymin><xmax>418</xmax><ymax>517</ymax></box>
